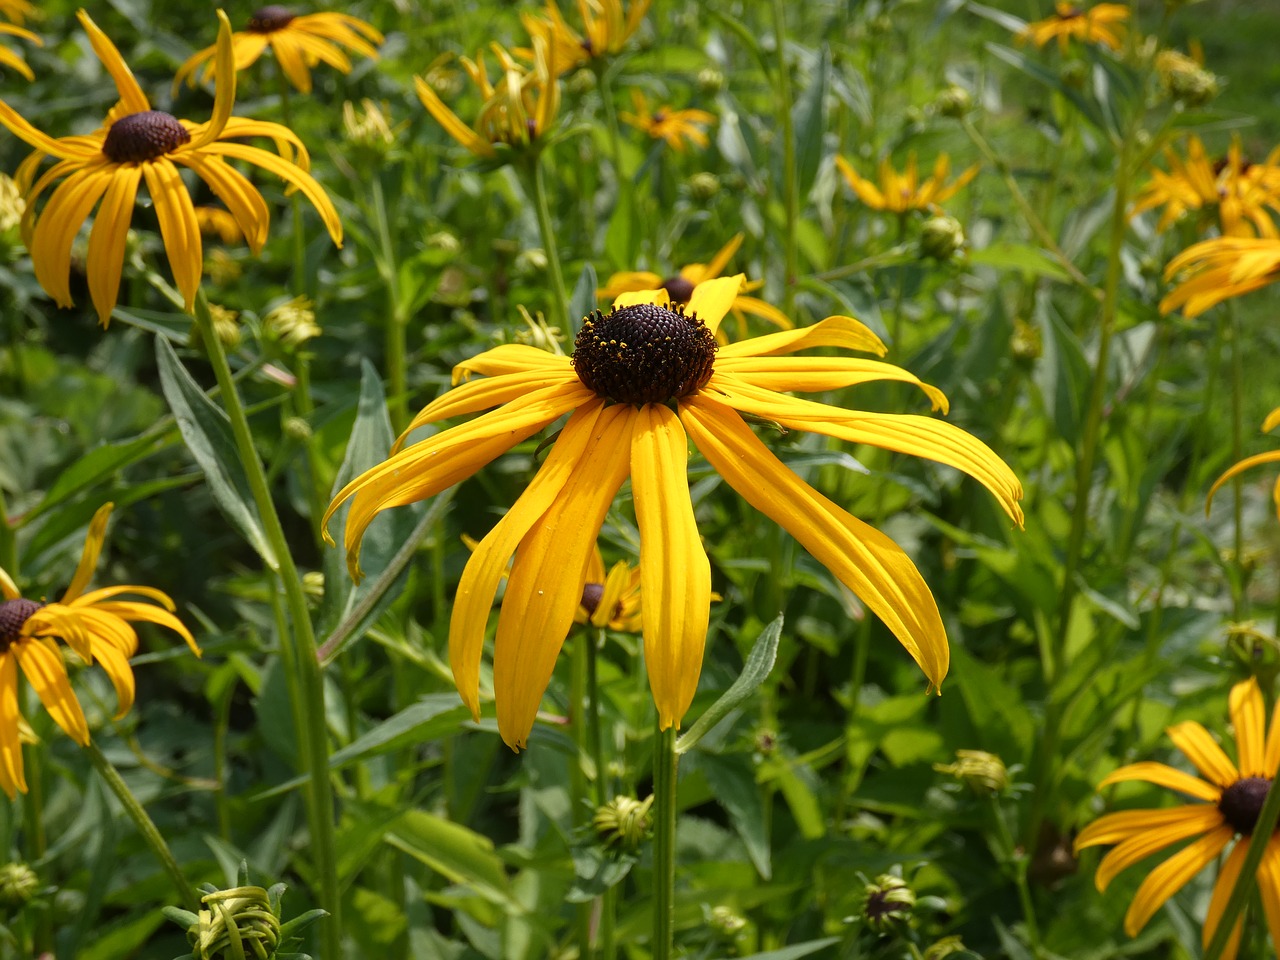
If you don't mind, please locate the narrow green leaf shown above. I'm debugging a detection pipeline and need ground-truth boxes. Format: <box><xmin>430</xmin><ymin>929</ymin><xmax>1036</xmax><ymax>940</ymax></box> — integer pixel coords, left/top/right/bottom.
<box><xmin>677</xmin><ymin>615</ymin><xmax>783</xmax><ymax>754</ymax></box>
<box><xmin>698</xmin><ymin>753</ymin><xmax>771</xmax><ymax>879</ymax></box>
<box><xmin>791</xmin><ymin>45</ymin><xmax>829</xmax><ymax>198</ymax></box>
<box><xmin>31</xmin><ymin>432</ymin><xmax>163</xmax><ymax>519</ymax></box>
<box><xmin>155</xmin><ymin>336</ymin><xmax>276</xmax><ymax>568</ymax></box>
<box><xmin>385</xmin><ymin>810</ymin><xmax>515</xmax><ymax>909</ymax></box>
<box><xmin>968</xmin><ymin>243</ymin><xmax>1071</xmax><ymax>282</ymax></box>
<box><xmin>713</xmin><ymin>938</ymin><xmax>840</xmax><ymax>960</ymax></box>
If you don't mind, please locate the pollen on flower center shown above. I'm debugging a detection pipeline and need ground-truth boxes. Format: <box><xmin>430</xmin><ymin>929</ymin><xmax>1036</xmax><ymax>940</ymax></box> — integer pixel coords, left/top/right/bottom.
<box><xmin>101</xmin><ymin>111</ymin><xmax>191</xmax><ymax>164</ymax></box>
<box><xmin>571</xmin><ymin>303</ymin><xmax>717</xmax><ymax>405</ymax></box>
<box><xmin>659</xmin><ymin>275</ymin><xmax>695</xmax><ymax>304</ymax></box>
<box><xmin>248</xmin><ymin>5</ymin><xmax>296</xmax><ymax>32</ymax></box>
<box><xmin>0</xmin><ymin>598</ymin><xmax>42</xmax><ymax>648</ymax></box>
<box><xmin>1218</xmin><ymin>776</ymin><xmax>1273</xmax><ymax>834</ymax></box>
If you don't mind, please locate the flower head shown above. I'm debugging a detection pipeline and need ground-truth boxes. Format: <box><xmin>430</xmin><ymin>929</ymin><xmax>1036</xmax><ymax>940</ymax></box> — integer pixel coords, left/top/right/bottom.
<box><xmin>1160</xmin><ymin>236</ymin><xmax>1280</xmax><ymax>317</ymax></box>
<box><xmin>324</xmin><ymin>278</ymin><xmax>1023</xmax><ymax>749</ymax></box>
<box><xmin>1207</xmin><ymin>408</ymin><xmax>1280</xmax><ymax>521</ymax></box>
<box><xmin>1019</xmin><ymin>3</ymin><xmax>1128</xmax><ymax>53</ymax></box>
<box><xmin>598</xmin><ymin>234</ymin><xmax>793</xmax><ymax>341</ymax></box>
<box><xmin>414</xmin><ymin>37</ymin><xmax>561</xmax><ymax>160</ymax></box>
<box><xmin>1075</xmin><ymin>678</ymin><xmax>1280</xmax><ymax>957</ymax></box>
<box><xmin>620</xmin><ymin>90</ymin><xmax>714</xmax><ymax>153</ymax></box>
<box><xmin>836</xmin><ymin>152</ymin><xmax>978</xmax><ymax>215</ymax></box>
<box><xmin>520</xmin><ymin>0</ymin><xmax>650</xmax><ymax>75</ymax></box>
<box><xmin>0</xmin><ymin>10</ymin><xmax>342</xmax><ymax>326</ymax></box>
<box><xmin>1157</xmin><ymin>48</ymin><xmax>1219</xmax><ymax>106</ymax></box>
<box><xmin>175</xmin><ymin>6</ymin><xmax>382</xmax><ymax>95</ymax></box>
<box><xmin>0</xmin><ymin>22</ymin><xmax>37</xmax><ymax>81</ymax></box>
<box><xmin>0</xmin><ymin>504</ymin><xmax>199</xmax><ymax>799</ymax></box>
<box><xmin>575</xmin><ymin>548</ymin><xmax>642</xmax><ymax>632</ymax></box>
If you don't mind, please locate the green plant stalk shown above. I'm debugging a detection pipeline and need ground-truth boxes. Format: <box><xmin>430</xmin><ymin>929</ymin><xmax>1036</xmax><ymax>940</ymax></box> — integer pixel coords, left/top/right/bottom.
<box><xmin>22</xmin><ymin>742</ymin><xmax>49</xmax><ymax>954</ymax></box>
<box><xmin>590</xmin><ymin>628</ymin><xmax>608</xmax><ymax>806</ymax></box>
<box><xmin>770</xmin><ymin>0</ymin><xmax>798</xmax><ymax>316</ymax></box>
<box><xmin>192</xmin><ymin>290</ymin><xmax>341</xmax><ymax>957</ymax></box>
<box><xmin>213</xmin><ymin>674</ymin><xmax>233</xmax><ymax>840</ymax></box>
<box><xmin>652</xmin><ymin>725</ymin><xmax>678</xmax><ymax>960</ymax></box>
<box><xmin>1229</xmin><ymin>303</ymin><xmax>1245</xmax><ymax>619</ymax></box>
<box><xmin>84</xmin><ymin>739</ymin><xmax>199</xmax><ymax>911</ymax></box>
<box><xmin>290</xmin><ymin>354</ymin><xmax>328</xmax><ymax>539</ymax></box>
<box><xmin>524</xmin><ymin>157</ymin><xmax>570</xmax><ymax>329</ymax></box>
<box><xmin>594</xmin><ymin>63</ymin><xmax>625</xmax><ymax>196</ymax></box>
<box><xmin>986</xmin><ymin>794</ymin><xmax>1041</xmax><ymax>955</ymax></box>
<box><xmin>1206</xmin><ymin>773</ymin><xmax>1280</xmax><ymax>960</ymax></box>
<box><xmin>0</xmin><ymin>487</ymin><xmax>15</xmax><ymax>579</ymax></box>
<box><xmin>371</xmin><ymin>174</ymin><xmax>410</xmax><ymax>434</ymax></box>
<box><xmin>570</xmin><ymin>633</ymin><xmax>593</xmax><ymax>954</ymax></box>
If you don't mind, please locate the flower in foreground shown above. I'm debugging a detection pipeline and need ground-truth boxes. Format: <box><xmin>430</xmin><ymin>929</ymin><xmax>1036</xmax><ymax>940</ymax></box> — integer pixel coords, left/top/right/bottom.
<box><xmin>1018</xmin><ymin>3</ymin><xmax>1128</xmax><ymax>53</ymax></box>
<box><xmin>0</xmin><ymin>504</ymin><xmax>199</xmax><ymax>798</ymax></box>
<box><xmin>1160</xmin><ymin>236</ymin><xmax>1280</xmax><ymax>318</ymax></box>
<box><xmin>597</xmin><ymin>233</ymin><xmax>792</xmax><ymax>339</ymax></box>
<box><xmin>620</xmin><ymin>90</ymin><xmax>714</xmax><ymax>153</ymax></box>
<box><xmin>836</xmin><ymin>152</ymin><xmax>978</xmax><ymax>215</ymax></box>
<box><xmin>324</xmin><ymin>276</ymin><xmax>1024</xmax><ymax>748</ymax></box>
<box><xmin>174</xmin><ymin>5</ymin><xmax>383</xmax><ymax>95</ymax></box>
<box><xmin>1075</xmin><ymin>678</ymin><xmax>1280</xmax><ymax>958</ymax></box>
<box><xmin>0</xmin><ymin>22</ymin><xmax>38</xmax><ymax>81</ymax></box>
<box><xmin>1207</xmin><ymin>408</ymin><xmax>1280</xmax><ymax>521</ymax></box>
<box><xmin>0</xmin><ymin>10</ymin><xmax>342</xmax><ymax>326</ymax></box>
<box><xmin>520</xmin><ymin>0</ymin><xmax>650</xmax><ymax>75</ymax></box>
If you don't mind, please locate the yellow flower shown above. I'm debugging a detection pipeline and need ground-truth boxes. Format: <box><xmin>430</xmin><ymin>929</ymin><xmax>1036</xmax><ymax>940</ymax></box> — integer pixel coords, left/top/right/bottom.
<box><xmin>519</xmin><ymin>0</ymin><xmax>650</xmax><ymax>76</ymax></box>
<box><xmin>575</xmin><ymin>548</ymin><xmax>642</xmax><ymax>633</ymax></box>
<box><xmin>0</xmin><ymin>10</ymin><xmax>342</xmax><ymax>327</ymax></box>
<box><xmin>0</xmin><ymin>504</ymin><xmax>199</xmax><ymax>799</ymax></box>
<box><xmin>1075</xmin><ymin>678</ymin><xmax>1280</xmax><ymax>958</ymax></box>
<box><xmin>1160</xmin><ymin>236</ymin><xmax>1280</xmax><ymax>317</ymax></box>
<box><xmin>263</xmin><ymin>294</ymin><xmax>321</xmax><ymax>346</ymax></box>
<box><xmin>836</xmin><ymin>153</ymin><xmax>978</xmax><ymax>215</ymax></box>
<box><xmin>174</xmin><ymin>6</ymin><xmax>382</xmax><ymax>96</ymax></box>
<box><xmin>0</xmin><ymin>0</ymin><xmax>35</xmax><ymax>26</ymax></box>
<box><xmin>598</xmin><ymin>234</ymin><xmax>793</xmax><ymax>340</ymax></box>
<box><xmin>414</xmin><ymin>36</ymin><xmax>561</xmax><ymax>159</ymax></box>
<box><xmin>0</xmin><ymin>23</ymin><xmax>38</xmax><ymax>82</ymax></box>
<box><xmin>1018</xmin><ymin>2</ymin><xmax>1128</xmax><ymax>53</ymax></box>
<box><xmin>195</xmin><ymin>205</ymin><xmax>244</xmax><ymax>245</ymax></box>
<box><xmin>620</xmin><ymin>90</ymin><xmax>714</xmax><ymax>153</ymax></box>
<box><xmin>1207</xmin><ymin>408</ymin><xmax>1280</xmax><ymax>521</ymax></box>
<box><xmin>324</xmin><ymin>276</ymin><xmax>1024</xmax><ymax>748</ymax></box>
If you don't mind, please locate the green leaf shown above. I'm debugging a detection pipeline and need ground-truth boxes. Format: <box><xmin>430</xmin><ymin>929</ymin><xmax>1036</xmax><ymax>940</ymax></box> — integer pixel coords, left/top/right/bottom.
<box><xmin>385</xmin><ymin>810</ymin><xmax>515</xmax><ymax>909</ymax></box>
<box><xmin>698</xmin><ymin>752</ymin><xmax>771</xmax><ymax>879</ymax></box>
<box><xmin>677</xmin><ymin>615</ymin><xmax>783</xmax><ymax>754</ymax></box>
<box><xmin>968</xmin><ymin>242</ymin><xmax>1072</xmax><ymax>282</ymax></box>
<box><xmin>985</xmin><ymin>42</ymin><xmax>1107</xmax><ymax>133</ymax></box>
<box><xmin>791</xmin><ymin>45</ymin><xmax>829</xmax><ymax>198</ymax></box>
<box><xmin>30</xmin><ymin>432</ymin><xmax>165</xmax><ymax>520</ymax></box>
<box><xmin>714</xmin><ymin>938</ymin><xmax>840</xmax><ymax>960</ymax></box>
<box><xmin>604</xmin><ymin>186</ymin><xmax>639</xmax><ymax>272</ymax></box>
<box><xmin>155</xmin><ymin>336</ymin><xmax>276</xmax><ymax>568</ymax></box>
<box><xmin>569</xmin><ymin>261</ymin><xmax>598</xmax><ymax>332</ymax></box>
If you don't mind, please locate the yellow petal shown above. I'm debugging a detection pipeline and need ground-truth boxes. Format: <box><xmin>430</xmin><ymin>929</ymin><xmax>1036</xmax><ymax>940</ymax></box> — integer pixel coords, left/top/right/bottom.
<box><xmin>1230</xmin><ymin>677</ymin><xmax>1267</xmax><ymax>776</ymax></box>
<box><xmin>730</xmin><ymin>294</ymin><xmax>794</xmax><ymax>331</ymax></box>
<box><xmin>0</xmin><ymin>568</ymin><xmax>18</xmax><ymax>601</ymax></box>
<box><xmin>612</xmin><ymin>288</ymin><xmax>671</xmax><ymax>310</ymax></box>
<box><xmin>399</xmin><ymin>365</ymin><xmax>578</xmax><ymax>444</ymax></box>
<box><xmin>492</xmin><ymin>406</ymin><xmax>636</xmax><ymax>748</ymax></box>
<box><xmin>1204</xmin><ymin>840</ymin><xmax>1249</xmax><ymax>960</ymax></box>
<box><xmin>76</xmin><ymin>10</ymin><xmax>150</xmax><ymax>114</ymax></box>
<box><xmin>632</xmin><ymin>404</ymin><xmax>711</xmax><ymax>730</ymax></box>
<box><xmin>1256</xmin><ymin>839</ymin><xmax>1280</xmax><ymax>960</ymax></box>
<box><xmin>189</xmin><ymin>11</ymin><xmax>236</xmax><ymax>149</ymax></box>
<box><xmin>1207</xmin><ymin>450</ymin><xmax>1280</xmax><ymax>514</ymax></box>
<box><xmin>712</xmin><ymin>358</ymin><xmax>948</xmax><ymax>408</ymax></box>
<box><xmin>1075</xmin><ymin>804</ymin><xmax>1217</xmax><ymax>850</ymax></box>
<box><xmin>13</xmin><ymin>638</ymin><xmax>88</xmax><ymax>746</ymax></box>
<box><xmin>174</xmin><ymin>153</ymin><xmax>270</xmax><ymax>254</ymax></box>
<box><xmin>0</xmin><ymin>654</ymin><xmax>25</xmax><ymax>797</ymax></box>
<box><xmin>87</xmin><ymin>601</ymin><xmax>199</xmax><ymax>656</ymax></box>
<box><xmin>700</xmin><ymin>234</ymin><xmax>744</xmax><ymax>281</ymax></box>
<box><xmin>1093</xmin><ymin>806</ymin><xmax>1223</xmax><ymax>891</ymax></box>
<box><xmin>93</xmin><ymin>641</ymin><xmax>137</xmax><ymax>720</ymax></box>
<box><xmin>143</xmin><ymin>159</ymin><xmax>202</xmax><ymax>311</ymax></box>
<box><xmin>31</xmin><ymin>164</ymin><xmax>114</xmax><ymax>309</ymax></box>
<box><xmin>200</xmin><ymin>142</ymin><xmax>343</xmax><ymax>247</ymax></box>
<box><xmin>452</xmin><ymin>344</ymin><xmax>573</xmax><ymax>383</ymax></box>
<box><xmin>85</xmin><ymin>164</ymin><xmax>141</xmax><ymax>327</ymax></box>
<box><xmin>449</xmin><ymin>400</ymin><xmax>610</xmax><ymax>718</ymax></box>
<box><xmin>717</xmin><ymin>314</ymin><xmax>885</xmax><ymax>359</ymax></box>
<box><xmin>1123</xmin><ymin>825</ymin><xmax>1231</xmax><ymax>936</ymax></box>
<box><xmin>272</xmin><ymin>34</ymin><xmax>315</xmax><ymax>94</ymax></box>
<box><xmin>681</xmin><ymin>395</ymin><xmax>948</xmax><ymax>689</ymax></box>
<box><xmin>685</xmin><ymin>274</ymin><xmax>744</xmax><ymax>334</ymax></box>
<box><xmin>597</xmin><ymin>271</ymin><xmax>664</xmax><ymax>300</ymax></box>
<box><xmin>413</xmin><ymin>75</ymin><xmax>496</xmax><ymax>158</ymax></box>
<box><xmin>61</xmin><ymin>503</ymin><xmax>113</xmax><ymax>603</ymax></box>
<box><xmin>1167</xmin><ymin>721</ymin><xmax>1240</xmax><ymax>787</ymax></box>
<box><xmin>1098</xmin><ymin>761</ymin><xmax>1222</xmax><ymax>802</ymax></box>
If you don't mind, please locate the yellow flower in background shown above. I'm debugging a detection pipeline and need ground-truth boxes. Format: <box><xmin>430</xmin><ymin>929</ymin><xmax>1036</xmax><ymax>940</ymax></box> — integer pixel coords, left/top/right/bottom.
<box><xmin>414</xmin><ymin>36</ymin><xmax>560</xmax><ymax>159</ymax></box>
<box><xmin>0</xmin><ymin>0</ymin><xmax>35</xmax><ymax>26</ymax></box>
<box><xmin>325</xmin><ymin>276</ymin><xmax>1024</xmax><ymax>749</ymax></box>
<box><xmin>620</xmin><ymin>90</ymin><xmax>714</xmax><ymax>153</ymax></box>
<box><xmin>597</xmin><ymin>233</ymin><xmax>793</xmax><ymax>340</ymax></box>
<box><xmin>1075</xmin><ymin>678</ymin><xmax>1280</xmax><ymax>958</ymax></box>
<box><xmin>519</xmin><ymin>0</ymin><xmax>650</xmax><ymax>75</ymax></box>
<box><xmin>0</xmin><ymin>10</ymin><xmax>342</xmax><ymax>326</ymax></box>
<box><xmin>0</xmin><ymin>504</ymin><xmax>200</xmax><ymax>799</ymax></box>
<box><xmin>836</xmin><ymin>153</ymin><xmax>978</xmax><ymax>215</ymax></box>
<box><xmin>195</xmin><ymin>206</ymin><xmax>244</xmax><ymax>245</ymax></box>
<box><xmin>174</xmin><ymin>6</ymin><xmax>382</xmax><ymax>95</ymax></box>
<box><xmin>1207</xmin><ymin>408</ymin><xmax>1280</xmax><ymax>521</ymax></box>
<box><xmin>575</xmin><ymin>548</ymin><xmax>642</xmax><ymax>633</ymax></box>
<box><xmin>0</xmin><ymin>23</ymin><xmax>38</xmax><ymax>81</ymax></box>
<box><xmin>1160</xmin><ymin>236</ymin><xmax>1280</xmax><ymax>317</ymax></box>
<box><xmin>1018</xmin><ymin>3</ymin><xmax>1128</xmax><ymax>53</ymax></box>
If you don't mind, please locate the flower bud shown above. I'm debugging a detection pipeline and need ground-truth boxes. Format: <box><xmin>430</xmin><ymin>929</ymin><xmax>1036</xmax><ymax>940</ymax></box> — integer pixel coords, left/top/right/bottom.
<box><xmin>187</xmin><ymin>886</ymin><xmax>281</xmax><ymax>959</ymax></box>
<box><xmin>708</xmin><ymin>904</ymin><xmax>747</xmax><ymax>936</ymax></box>
<box><xmin>283</xmin><ymin>417</ymin><xmax>313</xmax><ymax>442</ymax></box>
<box><xmin>264</xmin><ymin>296</ymin><xmax>321</xmax><ymax>347</ymax></box>
<box><xmin>516</xmin><ymin>248</ymin><xmax>549</xmax><ymax>275</ymax></box>
<box><xmin>0</xmin><ymin>174</ymin><xmax>26</xmax><ymax>234</ymax></box>
<box><xmin>857</xmin><ymin>874</ymin><xmax>915</xmax><ymax>933</ymax></box>
<box><xmin>919</xmin><ymin>215</ymin><xmax>966</xmax><ymax>261</ymax></box>
<box><xmin>933</xmin><ymin>749</ymin><xmax>1009</xmax><ymax>795</ymax></box>
<box><xmin>934</xmin><ymin>85</ymin><xmax>972</xmax><ymax>119</ymax></box>
<box><xmin>687</xmin><ymin>172</ymin><xmax>721</xmax><ymax>202</ymax></box>
<box><xmin>925</xmin><ymin>935</ymin><xmax>969</xmax><ymax>959</ymax></box>
<box><xmin>593</xmin><ymin>794</ymin><xmax>654</xmax><ymax>851</ymax></box>
<box><xmin>1010</xmin><ymin>318</ymin><xmax>1042</xmax><ymax>363</ymax></box>
<box><xmin>426</xmin><ymin>230</ymin><xmax>462</xmax><ymax>256</ymax></box>
<box><xmin>0</xmin><ymin>863</ymin><xmax>39</xmax><ymax>909</ymax></box>
<box><xmin>697</xmin><ymin>67</ymin><xmax>725</xmax><ymax>96</ymax></box>
<box><xmin>1157</xmin><ymin>51</ymin><xmax>1219</xmax><ymax>107</ymax></box>
<box><xmin>567</xmin><ymin>68</ymin><xmax>596</xmax><ymax>96</ymax></box>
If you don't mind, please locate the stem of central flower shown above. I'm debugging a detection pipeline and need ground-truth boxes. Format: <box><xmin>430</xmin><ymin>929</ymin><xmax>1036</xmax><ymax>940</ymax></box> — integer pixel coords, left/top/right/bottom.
<box><xmin>84</xmin><ymin>739</ymin><xmax>200</xmax><ymax>911</ymax></box>
<box><xmin>192</xmin><ymin>288</ymin><xmax>340</xmax><ymax>960</ymax></box>
<box><xmin>523</xmin><ymin>157</ymin><xmax>570</xmax><ymax>330</ymax></box>
<box><xmin>651</xmin><ymin>725</ymin><xmax>678</xmax><ymax>960</ymax></box>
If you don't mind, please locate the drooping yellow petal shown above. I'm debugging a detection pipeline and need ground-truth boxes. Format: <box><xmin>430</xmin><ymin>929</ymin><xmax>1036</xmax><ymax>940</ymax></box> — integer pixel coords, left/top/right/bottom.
<box><xmin>1093</xmin><ymin>806</ymin><xmax>1223</xmax><ymax>891</ymax></box>
<box><xmin>492</xmin><ymin>406</ymin><xmax>637</xmax><ymax>748</ymax></box>
<box><xmin>717</xmin><ymin>314</ymin><xmax>886</xmax><ymax>359</ymax></box>
<box><xmin>200</xmin><ymin>142</ymin><xmax>343</xmax><ymax>247</ymax></box>
<box><xmin>143</xmin><ymin>159</ymin><xmax>203</xmax><ymax>311</ymax></box>
<box><xmin>175</xmin><ymin>153</ymin><xmax>271</xmax><ymax>253</ymax></box>
<box><xmin>0</xmin><ymin>654</ymin><xmax>25</xmax><ymax>797</ymax></box>
<box><xmin>399</xmin><ymin>364</ymin><xmax>579</xmax><ymax>443</ymax></box>
<box><xmin>449</xmin><ymin>400</ymin><xmax>609</xmax><ymax>717</ymax></box>
<box><xmin>61</xmin><ymin>503</ymin><xmax>113</xmax><ymax>603</ymax></box>
<box><xmin>1167</xmin><ymin>721</ymin><xmax>1240</xmax><ymax>788</ymax></box>
<box><xmin>1208</xmin><ymin>450</ymin><xmax>1280</xmax><ymax>514</ymax></box>
<box><xmin>30</xmin><ymin>165</ymin><xmax>113</xmax><ymax>308</ymax></box>
<box><xmin>712</xmin><ymin>357</ymin><xmax>948</xmax><ymax>407</ymax></box>
<box><xmin>92</xmin><ymin>641</ymin><xmax>136</xmax><ymax>719</ymax></box>
<box><xmin>681</xmin><ymin>395</ymin><xmax>948</xmax><ymax>689</ymax></box>
<box><xmin>699</xmin><ymin>234</ymin><xmax>744</xmax><ymax>281</ymax></box>
<box><xmin>87</xmin><ymin>601</ymin><xmax>199</xmax><ymax>656</ymax></box>
<box><xmin>1256</xmin><ymin>839</ymin><xmax>1280</xmax><ymax>960</ymax></box>
<box><xmin>1204</xmin><ymin>840</ymin><xmax>1249</xmax><ymax>960</ymax></box>
<box><xmin>271</xmin><ymin>34</ymin><xmax>315</xmax><ymax>94</ymax></box>
<box><xmin>1230</xmin><ymin>677</ymin><xmax>1267</xmax><ymax>777</ymax></box>
<box><xmin>13</xmin><ymin>638</ymin><xmax>88</xmax><ymax>746</ymax></box>
<box><xmin>413</xmin><ymin>75</ymin><xmax>496</xmax><ymax>158</ymax></box>
<box><xmin>632</xmin><ymin>403</ymin><xmax>711</xmax><ymax>730</ymax></box>
<box><xmin>85</xmin><ymin>164</ymin><xmax>142</xmax><ymax>327</ymax></box>
<box><xmin>1098</xmin><ymin>761</ymin><xmax>1222</xmax><ymax>802</ymax></box>
<box><xmin>1123</xmin><ymin>825</ymin><xmax>1231</xmax><ymax>936</ymax></box>
<box><xmin>1074</xmin><ymin>804</ymin><xmax>1218</xmax><ymax>850</ymax></box>
<box><xmin>188</xmin><ymin>11</ymin><xmax>236</xmax><ymax>149</ymax></box>
<box><xmin>76</xmin><ymin>10</ymin><xmax>149</xmax><ymax>114</ymax></box>
<box><xmin>0</xmin><ymin>567</ymin><xmax>18</xmax><ymax>601</ymax></box>
<box><xmin>452</xmin><ymin>344</ymin><xmax>573</xmax><ymax>383</ymax></box>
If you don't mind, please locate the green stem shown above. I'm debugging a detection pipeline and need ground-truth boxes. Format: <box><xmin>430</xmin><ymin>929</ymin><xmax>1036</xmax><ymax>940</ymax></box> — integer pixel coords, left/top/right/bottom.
<box><xmin>1206</xmin><ymin>772</ymin><xmax>1280</xmax><ymax>960</ymax></box>
<box><xmin>0</xmin><ymin>487</ymin><xmax>16</xmax><ymax>580</ymax></box>
<box><xmin>290</xmin><ymin>354</ymin><xmax>328</xmax><ymax>540</ymax></box>
<box><xmin>371</xmin><ymin>174</ymin><xmax>409</xmax><ymax>434</ymax></box>
<box><xmin>987</xmin><ymin>794</ymin><xmax>1041</xmax><ymax>955</ymax></box>
<box><xmin>84</xmin><ymin>739</ymin><xmax>199</xmax><ymax>911</ymax></box>
<box><xmin>590</xmin><ymin>628</ymin><xmax>608</xmax><ymax>806</ymax></box>
<box><xmin>277</xmin><ymin>74</ymin><xmax>307</xmax><ymax>297</ymax></box>
<box><xmin>651</xmin><ymin>726</ymin><xmax>678</xmax><ymax>960</ymax></box>
<box><xmin>571</xmin><ymin>633</ymin><xmax>593</xmax><ymax>953</ymax></box>
<box><xmin>770</xmin><ymin>0</ymin><xmax>798</xmax><ymax>316</ymax></box>
<box><xmin>1229</xmin><ymin>303</ymin><xmax>1245</xmax><ymax>619</ymax></box>
<box><xmin>524</xmin><ymin>157</ymin><xmax>570</xmax><ymax>329</ymax></box>
<box><xmin>192</xmin><ymin>290</ymin><xmax>340</xmax><ymax>958</ymax></box>
<box><xmin>810</xmin><ymin>244</ymin><xmax>914</xmax><ymax>284</ymax></box>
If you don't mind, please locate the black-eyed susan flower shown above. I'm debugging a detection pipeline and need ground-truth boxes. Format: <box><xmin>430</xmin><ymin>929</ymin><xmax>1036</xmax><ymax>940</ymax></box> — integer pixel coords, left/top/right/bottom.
<box><xmin>1160</xmin><ymin>236</ymin><xmax>1280</xmax><ymax>317</ymax></box>
<box><xmin>1075</xmin><ymin>678</ymin><xmax>1280</xmax><ymax>958</ymax></box>
<box><xmin>0</xmin><ymin>10</ymin><xmax>342</xmax><ymax>326</ymax></box>
<box><xmin>519</xmin><ymin>0</ymin><xmax>650</xmax><ymax>76</ymax></box>
<box><xmin>324</xmin><ymin>277</ymin><xmax>1024</xmax><ymax>749</ymax></box>
<box><xmin>1207</xmin><ymin>408</ymin><xmax>1280</xmax><ymax>521</ymax></box>
<box><xmin>174</xmin><ymin>6</ymin><xmax>382</xmax><ymax>95</ymax></box>
<box><xmin>620</xmin><ymin>90</ymin><xmax>714</xmax><ymax>153</ymax></box>
<box><xmin>836</xmin><ymin>152</ymin><xmax>978</xmax><ymax>215</ymax></box>
<box><xmin>1018</xmin><ymin>3</ymin><xmax>1128</xmax><ymax>53</ymax></box>
<box><xmin>414</xmin><ymin>36</ymin><xmax>560</xmax><ymax>160</ymax></box>
<box><xmin>597</xmin><ymin>233</ymin><xmax>792</xmax><ymax>339</ymax></box>
<box><xmin>576</xmin><ymin>547</ymin><xmax>641</xmax><ymax>633</ymax></box>
<box><xmin>0</xmin><ymin>504</ymin><xmax>199</xmax><ymax>799</ymax></box>
<box><xmin>0</xmin><ymin>0</ymin><xmax>34</xmax><ymax>26</ymax></box>
<box><xmin>0</xmin><ymin>23</ymin><xmax>37</xmax><ymax>81</ymax></box>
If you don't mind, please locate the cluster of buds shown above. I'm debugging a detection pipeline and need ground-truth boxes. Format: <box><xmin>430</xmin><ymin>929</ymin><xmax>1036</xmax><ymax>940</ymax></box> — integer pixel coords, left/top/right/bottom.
<box><xmin>1156</xmin><ymin>49</ymin><xmax>1219</xmax><ymax>107</ymax></box>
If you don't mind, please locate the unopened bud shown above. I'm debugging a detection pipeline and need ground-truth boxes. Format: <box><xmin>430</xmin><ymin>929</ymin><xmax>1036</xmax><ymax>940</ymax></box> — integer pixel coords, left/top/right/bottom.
<box><xmin>857</xmin><ymin>874</ymin><xmax>915</xmax><ymax>933</ymax></box>
<box><xmin>697</xmin><ymin>67</ymin><xmax>725</xmax><ymax>96</ymax></box>
<box><xmin>935</xmin><ymin>85</ymin><xmax>972</xmax><ymax>119</ymax></box>
<box><xmin>188</xmin><ymin>886</ymin><xmax>281</xmax><ymax>959</ymax></box>
<box><xmin>708</xmin><ymin>904</ymin><xmax>747</xmax><ymax>936</ymax></box>
<box><xmin>925</xmin><ymin>935</ymin><xmax>969</xmax><ymax>960</ymax></box>
<box><xmin>593</xmin><ymin>795</ymin><xmax>654</xmax><ymax>851</ymax></box>
<box><xmin>933</xmin><ymin>749</ymin><xmax>1009</xmax><ymax>795</ymax></box>
<box><xmin>1010</xmin><ymin>318</ymin><xmax>1042</xmax><ymax>362</ymax></box>
<box><xmin>919</xmin><ymin>215</ymin><xmax>965</xmax><ymax>261</ymax></box>
<box><xmin>0</xmin><ymin>863</ymin><xmax>39</xmax><ymax>909</ymax></box>
<box><xmin>687</xmin><ymin>172</ymin><xmax>721</xmax><ymax>202</ymax></box>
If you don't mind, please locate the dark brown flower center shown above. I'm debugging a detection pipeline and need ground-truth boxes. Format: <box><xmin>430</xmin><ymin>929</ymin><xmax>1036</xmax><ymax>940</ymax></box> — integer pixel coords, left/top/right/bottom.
<box><xmin>1218</xmin><ymin>776</ymin><xmax>1272</xmax><ymax>834</ymax></box>
<box><xmin>248</xmin><ymin>5</ymin><xmax>295</xmax><ymax>32</ymax></box>
<box><xmin>580</xmin><ymin>582</ymin><xmax>604</xmax><ymax>617</ymax></box>
<box><xmin>1057</xmin><ymin>7</ymin><xmax>1084</xmax><ymax>20</ymax></box>
<box><xmin>659</xmin><ymin>274</ymin><xmax>695</xmax><ymax>304</ymax></box>
<box><xmin>0</xmin><ymin>598</ymin><xmax>42</xmax><ymax>651</ymax></box>
<box><xmin>101</xmin><ymin>111</ymin><xmax>190</xmax><ymax>164</ymax></box>
<box><xmin>572</xmin><ymin>303</ymin><xmax>717</xmax><ymax>405</ymax></box>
